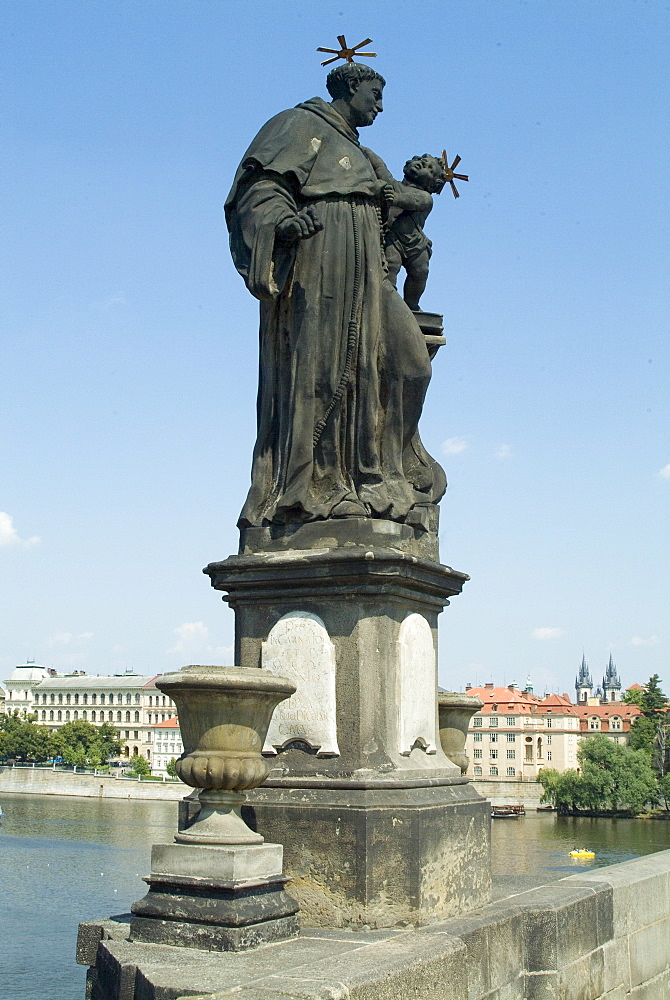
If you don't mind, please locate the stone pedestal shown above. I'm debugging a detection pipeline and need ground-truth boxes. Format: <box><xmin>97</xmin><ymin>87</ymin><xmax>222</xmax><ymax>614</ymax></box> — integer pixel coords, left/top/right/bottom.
<box><xmin>203</xmin><ymin>523</ymin><xmax>491</xmax><ymax>927</ymax></box>
<box><xmin>130</xmin><ymin>841</ymin><xmax>299</xmax><ymax>951</ymax></box>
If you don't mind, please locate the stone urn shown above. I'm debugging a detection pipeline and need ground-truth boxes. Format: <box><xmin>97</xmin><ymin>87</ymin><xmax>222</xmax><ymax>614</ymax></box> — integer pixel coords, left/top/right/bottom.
<box><xmin>156</xmin><ymin>665</ymin><xmax>295</xmax><ymax>845</ymax></box>
<box><xmin>437</xmin><ymin>692</ymin><xmax>483</xmax><ymax>775</ymax></box>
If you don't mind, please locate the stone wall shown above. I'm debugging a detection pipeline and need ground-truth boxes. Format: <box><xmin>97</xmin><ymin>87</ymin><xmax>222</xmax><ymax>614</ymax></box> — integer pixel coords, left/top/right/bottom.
<box><xmin>0</xmin><ymin>764</ymin><xmax>185</xmax><ymax>801</ymax></box>
<box><xmin>81</xmin><ymin>850</ymin><xmax>670</xmax><ymax>999</ymax></box>
<box><xmin>471</xmin><ymin>777</ymin><xmax>545</xmax><ymax>808</ymax></box>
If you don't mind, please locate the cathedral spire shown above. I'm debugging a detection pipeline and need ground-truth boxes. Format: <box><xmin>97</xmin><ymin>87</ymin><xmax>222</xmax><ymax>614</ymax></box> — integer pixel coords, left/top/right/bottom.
<box><xmin>575</xmin><ymin>653</ymin><xmax>593</xmax><ymax>704</ymax></box>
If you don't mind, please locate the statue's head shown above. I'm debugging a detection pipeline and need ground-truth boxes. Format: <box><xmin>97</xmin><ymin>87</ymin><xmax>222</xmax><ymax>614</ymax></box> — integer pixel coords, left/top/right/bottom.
<box><xmin>326</xmin><ymin>62</ymin><xmax>386</xmax><ymax>128</ymax></box>
<box><xmin>403</xmin><ymin>154</ymin><xmax>447</xmax><ymax>194</ymax></box>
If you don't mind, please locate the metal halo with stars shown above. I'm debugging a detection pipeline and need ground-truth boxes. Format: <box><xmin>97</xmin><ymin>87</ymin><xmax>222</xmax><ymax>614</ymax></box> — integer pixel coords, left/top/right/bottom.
<box><xmin>439</xmin><ymin>151</ymin><xmax>469</xmax><ymax>199</ymax></box>
<box><xmin>317</xmin><ymin>35</ymin><xmax>377</xmax><ymax>67</ymax></box>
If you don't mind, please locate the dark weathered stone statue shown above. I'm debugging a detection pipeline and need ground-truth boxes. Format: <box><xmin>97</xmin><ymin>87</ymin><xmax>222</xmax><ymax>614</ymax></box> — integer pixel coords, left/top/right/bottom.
<box><xmin>225</xmin><ymin>62</ymin><xmax>446</xmax><ymax>533</ymax></box>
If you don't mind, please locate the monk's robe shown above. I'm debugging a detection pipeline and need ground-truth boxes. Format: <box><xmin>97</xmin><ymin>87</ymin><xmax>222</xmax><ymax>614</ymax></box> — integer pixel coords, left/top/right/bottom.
<box><xmin>225</xmin><ymin>96</ymin><xmax>446</xmax><ymax>529</ymax></box>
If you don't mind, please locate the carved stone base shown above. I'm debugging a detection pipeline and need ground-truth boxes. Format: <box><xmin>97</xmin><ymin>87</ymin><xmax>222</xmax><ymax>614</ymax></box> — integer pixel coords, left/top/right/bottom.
<box><xmin>129</xmin><ymin>841</ymin><xmax>299</xmax><ymax>952</ymax></box>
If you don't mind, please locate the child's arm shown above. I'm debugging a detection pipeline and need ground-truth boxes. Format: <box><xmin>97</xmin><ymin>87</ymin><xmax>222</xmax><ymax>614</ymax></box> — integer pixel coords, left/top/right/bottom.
<box><xmin>391</xmin><ymin>185</ymin><xmax>433</xmax><ymax>212</ymax></box>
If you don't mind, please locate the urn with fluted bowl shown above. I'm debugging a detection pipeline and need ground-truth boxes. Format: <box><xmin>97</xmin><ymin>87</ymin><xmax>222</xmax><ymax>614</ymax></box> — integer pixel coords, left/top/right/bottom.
<box><xmin>157</xmin><ymin>664</ymin><xmax>296</xmax><ymax>845</ymax></box>
<box><xmin>437</xmin><ymin>691</ymin><xmax>483</xmax><ymax>774</ymax></box>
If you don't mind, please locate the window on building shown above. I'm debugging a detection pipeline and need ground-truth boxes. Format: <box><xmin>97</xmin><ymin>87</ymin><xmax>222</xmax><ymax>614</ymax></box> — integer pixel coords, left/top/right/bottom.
<box><xmin>506</xmin><ymin>732</ymin><xmax>516</xmax><ymax>742</ymax></box>
<box><xmin>41</xmin><ymin>710</ymin><xmax>46</xmax><ymax>720</ymax></box>
<box><xmin>125</xmin><ymin>694</ymin><xmax>131</xmax><ymax>705</ymax></box>
<box><xmin>473</xmin><ymin>732</ymin><xmax>482</xmax><ymax>742</ymax></box>
<box><xmin>473</xmin><ymin>717</ymin><xmax>482</xmax><ymax>727</ymax></box>
<box><xmin>611</xmin><ymin>717</ymin><xmax>622</xmax><ymax>730</ymax></box>
<box><xmin>100</xmin><ymin>694</ymin><xmax>105</xmax><ymax>705</ymax></box>
<box><xmin>73</xmin><ymin>711</ymin><xmax>78</xmax><ymax>720</ymax></box>
<box><xmin>74</xmin><ymin>693</ymin><xmax>79</xmax><ymax>705</ymax></box>
<box><xmin>49</xmin><ymin>710</ymin><xmax>54</xmax><ymax>721</ymax></box>
<box><xmin>525</xmin><ymin>744</ymin><xmax>533</xmax><ymax>761</ymax></box>
<box><xmin>505</xmin><ymin>717</ymin><xmax>515</xmax><ymax>727</ymax></box>
<box><xmin>50</xmin><ymin>694</ymin><xmax>55</xmax><ymax>703</ymax></box>
<box><xmin>133</xmin><ymin>746</ymin><xmax>139</xmax><ymax>756</ymax></box>
<box><xmin>58</xmin><ymin>694</ymin><xmax>63</xmax><ymax>704</ymax></box>
<box><xmin>57</xmin><ymin>710</ymin><xmax>62</xmax><ymax>721</ymax></box>
<box><xmin>506</xmin><ymin>749</ymin><xmax>515</xmax><ymax>759</ymax></box>
<box><xmin>506</xmin><ymin>767</ymin><xmax>515</xmax><ymax>776</ymax></box>
<box><xmin>109</xmin><ymin>694</ymin><xmax>114</xmax><ymax>705</ymax></box>
<box><xmin>108</xmin><ymin>711</ymin><xmax>113</xmax><ymax>722</ymax></box>
<box><xmin>125</xmin><ymin>711</ymin><xmax>131</xmax><ymax>722</ymax></box>
<box><xmin>547</xmin><ymin>751</ymin><xmax>552</xmax><ymax>760</ymax></box>
<box><xmin>149</xmin><ymin>695</ymin><xmax>153</xmax><ymax>706</ymax></box>
<box><xmin>489</xmin><ymin>717</ymin><xmax>498</xmax><ymax>727</ymax></box>
<box><xmin>91</xmin><ymin>693</ymin><xmax>97</xmax><ymax>704</ymax></box>
<box><xmin>65</xmin><ymin>710</ymin><xmax>70</xmax><ymax>720</ymax></box>
<box><xmin>132</xmin><ymin>711</ymin><xmax>138</xmax><ymax>722</ymax></box>
<box><xmin>135</xmin><ymin>694</ymin><xmax>140</xmax><ymax>704</ymax></box>
<box><xmin>589</xmin><ymin>717</ymin><xmax>600</xmax><ymax>730</ymax></box>
<box><xmin>82</xmin><ymin>711</ymin><xmax>87</xmax><ymax>720</ymax></box>
<box><xmin>490</xmin><ymin>749</ymin><xmax>498</xmax><ymax>759</ymax></box>
<box><xmin>546</xmin><ymin>734</ymin><xmax>552</xmax><ymax>744</ymax></box>
<box><xmin>134</xmin><ymin>730</ymin><xmax>139</xmax><ymax>739</ymax></box>
<box><xmin>42</xmin><ymin>694</ymin><xmax>47</xmax><ymax>704</ymax></box>
<box><xmin>91</xmin><ymin>711</ymin><xmax>96</xmax><ymax>722</ymax></box>
<box><xmin>162</xmin><ymin>696</ymin><xmax>166</xmax><ymax>706</ymax></box>
<box><xmin>473</xmin><ymin>748</ymin><xmax>482</xmax><ymax>759</ymax></box>
<box><xmin>116</xmin><ymin>711</ymin><xmax>122</xmax><ymax>722</ymax></box>
<box><xmin>82</xmin><ymin>693</ymin><xmax>88</xmax><ymax>705</ymax></box>
<box><xmin>474</xmin><ymin>766</ymin><xmax>482</xmax><ymax>776</ymax></box>
<box><xmin>489</xmin><ymin>766</ymin><xmax>498</xmax><ymax>776</ymax></box>
<box><xmin>490</xmin><ymin>733</ymin><xmax>498</xmax><ymax>743</ymax></box>
<box><xmin>66</xmin><ymin>694</ymin><xmax>71</xmax><ymax>704</ymax></box>
<box><xmin>546</xmin><ymin>718</ymin><xmax>552</xmax><ymax>728</ymax></box>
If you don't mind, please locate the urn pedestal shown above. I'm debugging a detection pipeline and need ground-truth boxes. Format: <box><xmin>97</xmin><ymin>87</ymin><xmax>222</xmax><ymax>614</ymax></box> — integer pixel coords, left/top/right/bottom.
<box><xmin>130</xmin><ymin>665</ymin><xmax>300</xmax><ymax>952</ymax></box>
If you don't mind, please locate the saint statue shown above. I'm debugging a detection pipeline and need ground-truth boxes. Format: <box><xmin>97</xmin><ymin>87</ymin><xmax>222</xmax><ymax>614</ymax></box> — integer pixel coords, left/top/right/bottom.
<box><xmin>225</xmin><ymin>62</ymin><xmax>446</xmax><ymax>532</ymax></box>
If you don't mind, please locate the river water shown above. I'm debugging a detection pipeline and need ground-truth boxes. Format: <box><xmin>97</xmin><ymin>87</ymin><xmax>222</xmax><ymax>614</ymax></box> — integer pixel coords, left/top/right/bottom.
<box><xmin>1</xmin><ymin>792</ymin><xmax>669</xmax><ymax>999</ymax></box>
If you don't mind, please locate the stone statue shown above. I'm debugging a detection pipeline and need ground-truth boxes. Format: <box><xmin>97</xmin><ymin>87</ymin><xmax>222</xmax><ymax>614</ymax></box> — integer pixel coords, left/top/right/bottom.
<box><xmin>225</xmin><ymin>62</ymin><xmax>446</xmax><ymax>532</ymax></box>
<box><xmin>383</xmin><ymin>154</ymin><xmax>447</xmax><ymax>311</ymax></box>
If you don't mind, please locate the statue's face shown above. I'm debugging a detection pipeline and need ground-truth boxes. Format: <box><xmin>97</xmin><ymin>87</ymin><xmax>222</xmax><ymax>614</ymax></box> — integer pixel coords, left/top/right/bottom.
<box><xmin>406</xmin><ymin>156</ymin><xmax>445</xmax><ymax>194</ymax></box>
<box><xmin>347</xmin><ymin>77</ymin><xmax>384</xmax><ymax>128</ymax></box>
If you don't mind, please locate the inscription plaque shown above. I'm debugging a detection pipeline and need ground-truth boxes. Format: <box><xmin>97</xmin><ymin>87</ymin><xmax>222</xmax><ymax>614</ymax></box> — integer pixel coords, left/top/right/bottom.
<box><xmin>262</xmin><ymin>611</ymin><xmax>339</xmax><ymax>756</ymax></box>
<box><xmin>397</xmin><ymin>613</ymin><xmax>438</xmax><ymax>755</ymax></box>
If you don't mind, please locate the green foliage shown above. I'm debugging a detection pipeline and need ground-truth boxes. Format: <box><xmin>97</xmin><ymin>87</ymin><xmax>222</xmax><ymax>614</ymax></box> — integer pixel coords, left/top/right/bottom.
<box><xmin>52</xmin><ymin>720</ymin><xmax>122</xmax><ymax>766</ymax></box>
<box><xmin>166</xmin><ymin>757</ymin><xmax>178</xmax><ymax>778</ymax></box>
<box><xmin>127</xmin><ymin>754</ymin><xmax>151</xmax><ymax>777</ymax></box>
<box><xmin>624</xmin><ymin>676</ymin><xmax>669</xmax><ymax>777</ymax></box>
<box><xmin>658</xmin><ymin>774</ymin><xmax>670</xmax><ymax>811</ymax></box>
<box><xmin>623</xmin><ymin>674</ymin><xmax>668</xmax><ymax>715</ymax></box>
<box><xmin>538</xmin><ymin>735</ymin><xmax>658</xmax><ymax>816</ymax></box>
<box><xmin>0</xmin><ymin>712</ymin><xmax>57</xmax><ymax>762</ymax></box>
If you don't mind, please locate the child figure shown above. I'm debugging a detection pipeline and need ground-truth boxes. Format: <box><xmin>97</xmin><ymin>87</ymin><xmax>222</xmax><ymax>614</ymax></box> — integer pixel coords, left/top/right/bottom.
<box><xmin>383</xmin><ymin>154</ymin><xmax>447</xmax><ymax>311</ymax></box>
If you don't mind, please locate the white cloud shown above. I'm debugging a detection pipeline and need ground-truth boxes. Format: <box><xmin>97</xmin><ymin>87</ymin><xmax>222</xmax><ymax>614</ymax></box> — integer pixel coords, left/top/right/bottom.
<box><xmin>630</xmin><ymin>635</ymin><xmax>658</xmax><ymax>647</ymax></box>
<box><xmin>532</xmin><ymin>627</ymin><xmax>566</xmax><ymax>641</ymax></box>
<box><xmin>495</xmin><ymin>443</ymin><xmax>512</xmax><ymax>460</ymax></box>
<box><xmin>167</xmin><ymin>621</ymin><xmax>210</xmax><ymax>655</ymax></box>
<box><xmin>442</xmin><ymin>436</ymin><xmax>468</xmax><ymax>455</ymax></box>
<box><xmin>45</xmin><ymin>631</ymin><xmax>94</xmax><ymax>646</ymax></box>
<box><xmin>0</xmin><ymin>512</ymin><xmax>40</xmax><ymax>547</ymax></box>
<box><xmin>658</xmin><ymin>464</ymin><xmax>670</xmax><ymax>480</ymax></box>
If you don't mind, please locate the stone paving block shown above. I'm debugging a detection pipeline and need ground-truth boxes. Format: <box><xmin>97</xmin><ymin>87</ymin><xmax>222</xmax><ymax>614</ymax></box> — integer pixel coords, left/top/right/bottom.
<box><xmin>600</xmin><ymin>936</ymin><xmax>630</xmax><ymax>994</ymax></box>
<box><xmin>522</xmin><ymin>971</ymin><xmax>559</xmax><ymax>1000</ymax></box>
<box><xmin>556</xmin><ymin>947</ymin><xmax>605</xmax><ymax>1000</ymax></box>
<box><xmin>628</xmin><ymin>918</ymin><xmax>670</xmax><ymax>988</ymax></box>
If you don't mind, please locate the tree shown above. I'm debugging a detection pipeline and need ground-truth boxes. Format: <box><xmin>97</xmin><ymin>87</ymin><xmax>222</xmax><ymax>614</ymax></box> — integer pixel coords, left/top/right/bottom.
<box><xmin>52</xmin><ymin>720</ymin><xmax>122</xmax><ymax>766</ymax></box>
<box><xmin>0</xmin><ymin>712</ymin><xmax>57</xmax><ymax>762</ymax></box>
<box><xmin>166</xmin><ymin>757</ymin><xmax>178</xmax><ymax>778</ymax></box>
<box><xmin>624</xmin><ymin>675</ymin><xmax>669</xmax><ymax>777</ymax></box>
<box><xmin>127</xmin><ymin>754</ymin><xmax>151</xmax><ymax>777</ymax></box>
<box><xmin>538</xmin><ymin>735</ymin><xmax>657</xmax><ymax>816</ymax></box>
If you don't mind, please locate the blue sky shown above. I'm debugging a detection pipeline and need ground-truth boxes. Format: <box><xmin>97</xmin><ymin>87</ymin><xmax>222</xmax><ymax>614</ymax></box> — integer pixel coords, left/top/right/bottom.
<box><xmin>2</xmin><ymin>0</ymin><xmax>668</xmax><ymax>697</ymax></box>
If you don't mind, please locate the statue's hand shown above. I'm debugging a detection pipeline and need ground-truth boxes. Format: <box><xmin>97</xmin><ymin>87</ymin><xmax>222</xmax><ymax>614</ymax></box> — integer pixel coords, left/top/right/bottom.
<box><xmin>372</xmin><ymin>179</ymin><xmax>395</xmax><ymax>206</ymax></box>
<box><xmin>276</xmin><ymin>208</ymin><xmax>323</xmax><ymax>242</ymax></box>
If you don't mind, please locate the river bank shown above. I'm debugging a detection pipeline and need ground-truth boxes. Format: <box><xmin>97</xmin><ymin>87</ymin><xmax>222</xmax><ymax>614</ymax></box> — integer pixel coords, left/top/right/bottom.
<box><xmin>0</xmin><ymin>763</ymin><xmax>185</xmax><ymax>801</ymax></box>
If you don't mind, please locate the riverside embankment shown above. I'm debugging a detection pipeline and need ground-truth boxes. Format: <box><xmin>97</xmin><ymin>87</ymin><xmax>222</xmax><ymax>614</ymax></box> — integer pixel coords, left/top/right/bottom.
<box><xmin>0</xmin><ymin>763</ymin><xmax>186</xmax><ymax>801</ymax></box>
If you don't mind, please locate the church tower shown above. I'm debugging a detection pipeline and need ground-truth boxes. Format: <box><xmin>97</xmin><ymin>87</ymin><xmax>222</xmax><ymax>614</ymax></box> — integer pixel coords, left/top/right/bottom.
<box><xmin>602</xmin><ymin>653</ymin><xmax>622</xmax><ymax>703</ymax></box>
<box><xmin>575</xmin><ymin>654</ymin><xmax>593</xmax><ymax>704</ymax></box>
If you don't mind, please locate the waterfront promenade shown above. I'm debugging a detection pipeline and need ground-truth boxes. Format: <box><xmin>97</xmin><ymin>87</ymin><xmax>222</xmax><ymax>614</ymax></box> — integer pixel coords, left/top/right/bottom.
<box><xmin>0</xmin><ymin>763</ymin><xmax>185</xmax><ymax>801</ymax></box>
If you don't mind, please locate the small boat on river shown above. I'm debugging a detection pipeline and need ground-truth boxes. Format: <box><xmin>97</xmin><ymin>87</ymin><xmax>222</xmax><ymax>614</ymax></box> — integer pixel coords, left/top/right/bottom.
<box><xmin>569</xmin><ymin>849</ymin><xmax>596</xmax><ymax>858</ymax></box>
<box><xmin>491</xmin><ymin>805</ymin><xmax>525</xmax><ymax>819</ymax></box>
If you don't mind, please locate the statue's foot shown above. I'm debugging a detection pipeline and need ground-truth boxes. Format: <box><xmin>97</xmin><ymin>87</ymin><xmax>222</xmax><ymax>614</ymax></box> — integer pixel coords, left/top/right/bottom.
<box><xmin>331</xmin><ymin>500</ymin><xmax>368</xmax><ymax>518</ymax></box>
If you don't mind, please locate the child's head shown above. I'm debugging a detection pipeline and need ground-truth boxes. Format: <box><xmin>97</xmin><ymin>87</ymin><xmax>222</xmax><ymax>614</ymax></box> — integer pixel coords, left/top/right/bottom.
<box><xmin>403</xmin><ymin>154</ymin><xmax>446</xmax><ymax>194</ymax></box>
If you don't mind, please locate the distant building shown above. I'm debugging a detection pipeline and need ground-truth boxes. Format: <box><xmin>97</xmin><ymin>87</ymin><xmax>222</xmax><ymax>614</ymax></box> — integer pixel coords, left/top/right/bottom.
<box><xmin>3</xmin><ymin>667</ymin><xmax>177</xmax><ymax>766</ymax></box>
<box><xmin>575</xmin><ymin>653</ymin><xmax>622</xmax><ymax>705</ymax></box>
<box><xmin>463</xmin><ymin>678</ymin><xmax>640</xmax><ymax>784</ymax></box>
<box><xmin>151</xmin><ymin>717</ymin><xmax>183</xmax><ymax>776</ymax></box>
